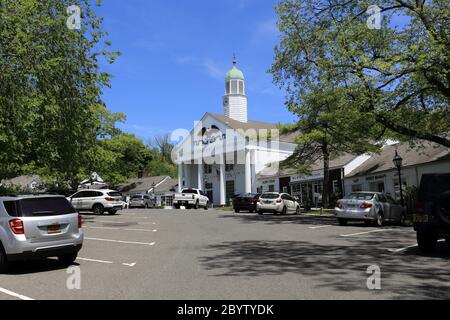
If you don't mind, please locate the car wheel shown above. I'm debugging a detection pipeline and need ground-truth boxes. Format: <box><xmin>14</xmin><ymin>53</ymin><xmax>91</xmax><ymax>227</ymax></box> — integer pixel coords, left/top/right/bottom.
<box><xmin>0</xmin><ymin>245</ymin><xmax>8</xmax><ymax>274</ymax></box>
<box><xmin>93</xmin><ymin>204</ymin><xmax>105</xmax><ymax>215</ymax></box>
<box><xmin>204</xmin><ymin>202</ymin><xmax>209</xmax><ymax>210</ymax></box>
<box><xmin>194</xmin><ymin>201</ymin><xmax>199</xmax><ymax>210</ymax></box>
<box><xmin>376</xmin><ymin>212</ymin><xmax>384</xmax><ymax>227</ymax></box>
<box><xmin>174</xmin><ymin>204</ymin><xmax>180</xmax><ymax>209</ymax></box>
<box><xmin>338</xmin><ymin>218</ymin><xmax>348</xmax><ymax>226</ymax></box>
<box><xmin>108</xmin><ymin>209</ymin><xmax>117</xmax><ymax>215</ymax></box>
<box><xmin>234</xmin><ymin>208</ymin><xmax>240</xmax><ymax>213</ymax></box>
<box><xmin>258</xmin><ymin>210</ymin><xmax>264</xmax><ymax>215</ymax></box>
<box><xmin>281</xmin><ymin>206</ymin><xmax>287</xmax><ymax>215</ymax></box>
<box><xmin>417</xmin><ymin>230</ymin><xmax>437</xmax><ymax>253</ymax></box>
<box><xmin>58</xmin><ymin>253</ymin><xmax>78</xmax><ymax>266</ymax></box>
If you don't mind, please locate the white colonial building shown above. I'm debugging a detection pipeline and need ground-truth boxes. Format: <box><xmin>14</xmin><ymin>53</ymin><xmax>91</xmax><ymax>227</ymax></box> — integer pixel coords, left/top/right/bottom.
<box><xmin>174</xmin><ymin>59</ymin><xmax>296</xmax><ymax>205</ymax></box>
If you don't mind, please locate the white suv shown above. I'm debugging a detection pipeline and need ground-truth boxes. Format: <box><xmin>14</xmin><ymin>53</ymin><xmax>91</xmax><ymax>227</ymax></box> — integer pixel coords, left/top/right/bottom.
<box><xmin>257</xmin><ymin>192</ymin><xmax>301</xmax><ymax>215</ymax></box>
<box><xmin>0</xmin><ymin>195</ymin><xmax>83</xmax><ymax>273</ymax></box>
<box><xmin>67</xmin><ymin>189</ymin><xmax>123</xmax><ymax>215</ymax></box>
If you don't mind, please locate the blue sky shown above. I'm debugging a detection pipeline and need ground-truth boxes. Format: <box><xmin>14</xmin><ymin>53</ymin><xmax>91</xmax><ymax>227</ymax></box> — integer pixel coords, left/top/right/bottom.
<box><xmin>95</xmin><ymin>0</ymin><xmax>296</xmax><ymax>142</ymax></box>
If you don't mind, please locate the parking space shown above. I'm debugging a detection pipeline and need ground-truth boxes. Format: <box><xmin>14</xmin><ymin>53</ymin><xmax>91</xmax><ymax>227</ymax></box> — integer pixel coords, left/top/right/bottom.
<box><xmin>1</xmin><ymin>208</ymin><xmax>449</xmax><ymax>299</ymax></box>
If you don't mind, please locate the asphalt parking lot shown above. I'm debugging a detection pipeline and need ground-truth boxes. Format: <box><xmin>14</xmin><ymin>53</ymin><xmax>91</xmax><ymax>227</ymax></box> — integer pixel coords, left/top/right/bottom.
<box><xmin>1</xmin><ymin>208</ymin><xmax>450</xmax><ymax>300</ymax></box>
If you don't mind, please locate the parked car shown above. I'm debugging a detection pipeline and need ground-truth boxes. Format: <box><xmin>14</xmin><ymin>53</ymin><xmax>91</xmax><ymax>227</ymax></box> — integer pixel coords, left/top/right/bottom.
<box><xmin>335</xmin><ymin>192</ymin><xmax>405</xmax><ymax>227</ymax></box>
<box><xmin>129</xmin><ymin>194</ymin><xmax>155</xmax><ymax>209</ymax></box>
<box><xmin>173</xmin><ymin>188</ymin><xmax>209</xmax><ymax>210</ymax></box>
<box><xmin>233</xmin><ymin>193</ymin><xmax>261</xmax><ymax>213</ymax></box>
<box><xmin>67</xmin><ymin>189</ymin><xmax>123</xmax><ymax>215</ymax></box>
<box><xmin>414</xmin><ymin>173</ymin><xmax>450</xmax><ymax>252</ymax></box>
<box><xmin>257</xmin><ymin>192</ymin><xmax>301</xmax><ymax>215</ymax></box>
<box><xmin>0</xmin><ymin>195</ymin><xmax>83</xmax><ymax>273</ymax></box>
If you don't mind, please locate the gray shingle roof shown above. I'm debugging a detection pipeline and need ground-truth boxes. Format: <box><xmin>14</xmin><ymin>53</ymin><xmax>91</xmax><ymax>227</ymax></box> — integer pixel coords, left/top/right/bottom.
<box><xmin>347</xmin><ymin>141</ymin><xmax>450</xmax><ymax>177</ymax></box>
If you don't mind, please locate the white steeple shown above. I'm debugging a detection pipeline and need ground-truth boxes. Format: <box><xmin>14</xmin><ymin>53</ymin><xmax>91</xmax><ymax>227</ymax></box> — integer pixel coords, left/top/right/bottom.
<box><xmin>223</xmin><ymin>55</ymin><xmax>248</xmax><ymax>123</ymax></box>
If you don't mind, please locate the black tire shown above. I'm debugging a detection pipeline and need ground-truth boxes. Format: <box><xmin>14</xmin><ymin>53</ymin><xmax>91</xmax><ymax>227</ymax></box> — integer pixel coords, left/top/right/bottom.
<box><xmin>417</xmin><ymin>230</ymin><xmax>437</xmax><ymax>253</ymax></box>
<box><xmin>258</xmin><ymin>210</ymin><xmax>264</xmax><ymax>215</ymax></box>
<box><xmin>0</xmin><ymin>244</ymin><xmax>8</xmax><ymax>274</ymax></box>
<box><xmin>204</xmin><ymin>202</ymin><xmax>209</xmax><ymax>210</ymax></box>
<box><xmin>234</xmin><ymin>208</ymin><xmax>240</xmax><ymax>213</ymax></box>
<box><xmin>93</xmin><ymin>204</ymin><xmax>105</xmax><ymax>215</ymax></box>
<box><xmin>194</xmin><ymin>201</ymin><xmax>199</xmax><ymax>210</ymax></box>
<box><xmin>375</xmin><ymin>212</ymin><xmax>384</xmax><ymax>227</ymax></box>
<box><xmin>58</xmin><ymin>253</ymin><xmax>78</xmax><ymax>266</ymax></box>
<box><xmin>338</xmin><ymin>218</ymin><xmax>348</xmax><ymax>226</ymax></box>
<box><xmin>174</xmin><ymin>204</ymin><xmax>180</xmax><ymax>209</ymax></box>
<box><xmin>281</xmin><ymin>206</ymin><xmax>287</xmax><ymax>215</ymax></box>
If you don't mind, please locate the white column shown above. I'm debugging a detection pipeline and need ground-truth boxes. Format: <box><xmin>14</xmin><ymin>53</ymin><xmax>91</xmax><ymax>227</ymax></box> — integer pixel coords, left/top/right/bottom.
<box><xmin>245</xmin><ymin>148</ymin><xmax>252</xmax><ymax>194</ymax></box>
<box><xmin>251</xmin><ymin>150</ymin><xmax>257</xmax><ymax>193</ymax></box>
<box><xmin>198</xmin><ymin>160</ymin><xmax>204</xmax><ymax>190</ymax></box>
<box><xmin>184</xmin><ymin>163</ymin><xmax>191</xmax><ymax>188</ymax></box>
<box><xmin>219</xmin><ymin>157</ymin><xmax>226</xmax><ymax>206</ymax></box>
<box><xmin>178</xmin><ymin>161</ymin><xmax>183</xmax><ymax>192</ymax></box>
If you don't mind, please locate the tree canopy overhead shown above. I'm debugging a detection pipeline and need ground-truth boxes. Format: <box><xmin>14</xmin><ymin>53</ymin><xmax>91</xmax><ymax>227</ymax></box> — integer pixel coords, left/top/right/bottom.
<box><xmin>271</xmin><ymin>0</ymin><xmax>450</xmax><ymax>148</ymax></box>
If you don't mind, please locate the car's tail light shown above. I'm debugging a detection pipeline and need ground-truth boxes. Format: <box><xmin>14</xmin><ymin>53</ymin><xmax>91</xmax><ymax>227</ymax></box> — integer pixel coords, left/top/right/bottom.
<box><xmin>9</xmin><ymin>219</ymin><xmax>24</xmax><ymax>235</ymax></box>
<box><xmin>276</xmin><ymin>198</ymin><xmax>282</xmax><ymax>203</ymax></box>
<box><xmin>78</xmin><ymin>213</ymin><xmax>83</xmax><ymax>229</ymax></box>
<box><xmin>360</xmin><ymin>202</ymin><xmax>373</xmax><ymax>209</ymax></box>
<box><xmin>105</xmin><ymin>197</ymin><xmax>115</xmax><ymax>201</ymax></box>
<box><xmin>192</xmin><ymin>195</ymin><xmax>195</xmax><ymax>200</ymax></box>
<box><xmin>336</xmin><ymin>201</ymin><xmax>343</xmax><ymax>209</ymax></box>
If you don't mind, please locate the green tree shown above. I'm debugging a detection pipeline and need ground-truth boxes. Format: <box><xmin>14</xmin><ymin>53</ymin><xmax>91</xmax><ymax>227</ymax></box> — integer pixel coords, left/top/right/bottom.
<box><xmin>271</xmin><ymin>0</ymin><xmax>450</xmax><ymax>148</ymax></box>
<box><xmin>0</xmin><ymin>0</ymin><xmax>120</xmax><ymax>187</ymax></box>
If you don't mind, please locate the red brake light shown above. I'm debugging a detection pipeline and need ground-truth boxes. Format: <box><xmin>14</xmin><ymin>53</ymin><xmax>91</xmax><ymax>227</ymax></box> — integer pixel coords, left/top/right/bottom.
<box><xmin>192</xmin><ymin>195</ymin><xmax>195</xmax><ymax>200</ymax></box>
<box><xmin>78</xmin><ymin>213</ymin><xmax>83</xmax><ymax>229</ymax></box>
<box><xmin>360</xmin><ymin>202</ymin><xmax>373</xmax><ymax>209</ymax></box>
<box><xmin>336</xmin><ymin>201</ymin><xmax>343</xmax><ymax>209</ymax></box>
<box><xmin>105</xmin><ymin>197</ymin><xmax>115</xmax><ymax>201</ymax></box>
<box><xmin>9</xmin><ymin>219</ymin><xmax>24</xmax><ymax>235</ymax></box>
<box><xmin>276</xmin><ymin>198</ymin><xmax>282</xmax><ymax>203</ymax></box>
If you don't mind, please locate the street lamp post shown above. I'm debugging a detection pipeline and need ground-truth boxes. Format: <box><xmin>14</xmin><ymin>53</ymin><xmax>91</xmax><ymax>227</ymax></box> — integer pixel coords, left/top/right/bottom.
<box><xmin>393</xmin><ymin>150</ymin><xmax>405</xmax><ymax>207</ymax></box>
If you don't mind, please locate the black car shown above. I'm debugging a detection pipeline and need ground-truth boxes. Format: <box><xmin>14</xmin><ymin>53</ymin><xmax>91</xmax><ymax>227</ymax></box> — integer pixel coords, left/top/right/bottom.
<box><xmin>414</xmin><ymin>173</ymin><xmax>450</xmax><ymax>252</ymax></box>
<box><xmin>233</xmin><ymin>193</ymin><xmax>261</xmax><ymax>213</ymax></box>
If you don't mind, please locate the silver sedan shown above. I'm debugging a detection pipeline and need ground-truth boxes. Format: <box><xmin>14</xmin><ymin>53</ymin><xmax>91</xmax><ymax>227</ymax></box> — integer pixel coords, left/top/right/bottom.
<box><xmin>335</xmin><ymin>192</ymin><xmax>406</xmax><ymax>227</ymax></box>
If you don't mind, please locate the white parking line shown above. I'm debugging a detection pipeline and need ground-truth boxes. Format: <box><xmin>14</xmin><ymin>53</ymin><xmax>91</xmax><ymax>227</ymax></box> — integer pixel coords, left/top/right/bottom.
<box><xmin>0</xmin><ymin>287</ymin><xmax>34</xmax><ymax>300</ymax></box>
<box><xmin>84</xmin><ymin>226</ymin><xmax>157</xmax><ymax>232</ymax></box>
<box><xmin>309</xmin><ymin>225</ymin><xmax>332</xmax><ymax>230</ymax></box>
<box><xmin>77</xmin><ymin>257</ymin><xmax>114</xmax><ymax>264</ymax></box>
<box><xmin>387</xmin><ymin>240</ymin><xmax>445</xmax><ymax>253</ymax></box>
<box><xmin>340</xmin><ymin>229</ymin><xmax>395</xmax><ymax>237</ymax></box>
<box><xmin>85</xmin><ymin>237</ymin><xmax>156</xmax><ymax>246</ymax></box>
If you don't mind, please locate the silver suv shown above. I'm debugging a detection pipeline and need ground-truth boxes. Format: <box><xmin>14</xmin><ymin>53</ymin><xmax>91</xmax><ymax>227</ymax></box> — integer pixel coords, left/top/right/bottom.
<box><xmin>68</xmin><ymin>189</ymin><xmax>123</xmax><ymax>215</ymax></box>
<box><xmin>0</xmin><ymin>195</ymin><xmax>83</xmax><ymax>273</ymax></box>
<box><xmin>130</xmin><ymin>194</ymin><xmax>155</xmax><ymax>209</ymax></box>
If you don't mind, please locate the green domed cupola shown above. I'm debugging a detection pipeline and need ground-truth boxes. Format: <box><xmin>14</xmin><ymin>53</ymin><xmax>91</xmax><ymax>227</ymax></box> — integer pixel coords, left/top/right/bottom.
<box><xmin>225</xmin><ymin>55</ymin><xmax>244</xmax><ymax>80</ymax></box>
<box><xmin>223</xmin><ymin>54</ymin><xmax>248</xmax><ymax>123</ymax></box>
<box><xmin>226</xmin><ymin>66</ymin><xmax>244</xmax><ymax>80</ymax></box>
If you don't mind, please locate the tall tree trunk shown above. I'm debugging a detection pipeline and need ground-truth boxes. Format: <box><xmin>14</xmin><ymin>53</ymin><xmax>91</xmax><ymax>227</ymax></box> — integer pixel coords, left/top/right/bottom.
<box><xmin>322</xmin><ymin>142</ymin><xmax>330</xmax><ymax>209</ymax></box>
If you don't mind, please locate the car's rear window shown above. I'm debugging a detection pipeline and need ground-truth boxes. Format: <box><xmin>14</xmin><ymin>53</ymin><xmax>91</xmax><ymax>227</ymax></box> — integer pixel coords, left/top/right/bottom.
<box><xmin>346</xmin><ymin>193</ymin><xmax>375</xmax><ymax>200</ymax></box>
<box><xmin>182</xmin><ymin>190</ymin><xmax>197</xmax><ymax>194</ymax></box>
<box><xmin>261</xmin><ymin>193</ymin><xmax>280</xmax><ymax>199</ymax></box>
<box><xmin>420</xmin><ymin>175</ymin><xmax>450</xmax><ymax>200</ymax></box>
<box><xmin>108</xmin><ymin>192</ymin><xmax>122</xmax><ymax>197</ymax></box>
<box><xmin>132</xmin><ymin>195</ymin><xmax>144</xmax><ymax>199</ymax></box>
<box><xmin>3</xmin><ymin>201</ymin><xmax>18</xmax><ymax>217</ymax></box>
<box><xmin>17</xmin><ymin>197</ymin><xmax>75</xmax><ymax>217</ymax></box>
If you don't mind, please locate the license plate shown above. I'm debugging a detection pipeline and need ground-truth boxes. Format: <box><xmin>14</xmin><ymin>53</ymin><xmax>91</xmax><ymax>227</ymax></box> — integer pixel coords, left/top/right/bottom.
<box><xmin>47</xmin><ymin>225</ymin><xmax>61</xmax><ymax>234</ymax></box>
<box><xmin>414</xmin><ymin>215</ymin><xmax>429</xmax><ymax>223</ymax></box>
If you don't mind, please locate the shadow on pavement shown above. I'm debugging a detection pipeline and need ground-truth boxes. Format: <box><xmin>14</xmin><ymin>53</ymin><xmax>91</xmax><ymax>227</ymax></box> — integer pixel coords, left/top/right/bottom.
<box><xmin>199</xmin><ymin>234</ymin><xmax>450</xmax><ymax>299</ymax></box>
<box><xmin>5</xmin><ymin>259</ymin><xmax>79</xmax><ymax>275</ymax></box>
